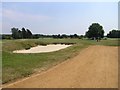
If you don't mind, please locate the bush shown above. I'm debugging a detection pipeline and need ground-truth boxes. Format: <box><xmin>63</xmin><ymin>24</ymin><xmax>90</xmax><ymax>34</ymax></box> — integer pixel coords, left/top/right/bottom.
<box><xmin>24</xmin><ymin>44</ymin><xmax>32</xmax><ymax>50</ymax></box>
<box><xmin>103</xmin><ymin>37</ymin><xmax>107</xmax><ymax>40</ymax></box>
<box><xmin>25</xmin><ymin>47</ymin><xmax>31</xmax><ymax>50</ymax></box>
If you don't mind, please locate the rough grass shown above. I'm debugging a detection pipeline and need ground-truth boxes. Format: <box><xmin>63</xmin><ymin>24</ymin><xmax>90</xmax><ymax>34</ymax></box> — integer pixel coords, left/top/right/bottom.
<box><xmin>2</xmin><ymin>38</ymin><xmax>120</xmax><ymax>84</ymax></box>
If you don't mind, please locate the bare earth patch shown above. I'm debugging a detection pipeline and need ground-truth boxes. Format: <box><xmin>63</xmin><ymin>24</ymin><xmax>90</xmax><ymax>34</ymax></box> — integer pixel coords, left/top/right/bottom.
<box><xmin>5</xmin><ymin>45</ymin><xmax>118</xmax><ymax>88</ymax></box>
<box><xmin>13</xmin><ymin>44</ymin><xmax>71</xmax><ymax>53</ymax></box>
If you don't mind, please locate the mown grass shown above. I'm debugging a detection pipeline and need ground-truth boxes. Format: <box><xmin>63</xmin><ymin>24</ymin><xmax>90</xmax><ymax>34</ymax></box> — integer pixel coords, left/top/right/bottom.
<box><xmin>2</xmin><ymin>38</ymin><xmax>120</xmax><ymax>84</ymax></box>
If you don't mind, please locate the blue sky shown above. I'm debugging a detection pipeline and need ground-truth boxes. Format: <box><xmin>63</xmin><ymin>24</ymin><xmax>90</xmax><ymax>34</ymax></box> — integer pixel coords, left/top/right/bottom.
<box><xmin>2</xmin><ymin>2</ymin><xmax>118</xmax><ymax>35</ymax></box>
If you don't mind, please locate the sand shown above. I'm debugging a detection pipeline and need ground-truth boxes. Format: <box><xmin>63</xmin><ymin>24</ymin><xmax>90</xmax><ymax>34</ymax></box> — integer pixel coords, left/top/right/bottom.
<box><xmin>13</xmin><ymin>44</ymin><xmax>71</xmax><ymax>53</ymax></box>
<box><xmin>5</xmin><ymin>45</ymin><xmax>118</xmax><ymax>88</ymax></box>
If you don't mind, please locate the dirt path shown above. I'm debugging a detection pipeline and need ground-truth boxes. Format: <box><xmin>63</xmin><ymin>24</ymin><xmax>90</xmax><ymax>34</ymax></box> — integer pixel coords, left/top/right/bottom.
<box><xmin>4</xmin><ymin>45</ymin><xmax>118</xmax><ymax>88</ymax></box>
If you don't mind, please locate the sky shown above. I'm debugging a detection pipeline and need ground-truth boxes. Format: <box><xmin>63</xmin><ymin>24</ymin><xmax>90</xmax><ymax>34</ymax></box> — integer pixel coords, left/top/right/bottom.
<box><xmin>1</xmin><ymin>2</ymin><xmax>118</xmax><ymax>35</ymax></box>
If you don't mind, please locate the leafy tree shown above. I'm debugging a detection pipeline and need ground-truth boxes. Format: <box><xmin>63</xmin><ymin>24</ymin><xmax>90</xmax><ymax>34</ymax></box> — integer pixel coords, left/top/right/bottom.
<box><xmin>107</xmin><ymin>30</ymin><xmax>120</xmax><ymax>38</ymax></box>
<box><xmin>17</xmin><ymin>30</ymin><xmax>22</xmax><ymax>39</ymax></box>
<box><xmin>11</xmin><ymin>27</ymin><xmax>33</xmax><ymax>39</ymax></box>
<box><xmin>0</xmin><ymin>34</ymin><xmax>2</xmax><ymax>39</ymax></box>
<box><xmin>70</xmin><ymin>35</ymin><xmax>73</xmax><ymax>38</ymax></box>
<box><xmin>79</xmin><ymin>35</ymin><xmax>84</xmax><ymax>39</ymax></box>
<box><xmin>61</xmin><ymin>34</ymin><xmax>67</xmax><ymax>38</ymax></box>
<box><xmin>2</xmin><ymin>34</ymin><xmax>12</xmax><ymax>39</ymax></box>
<box><xmin>69</xmin><ymin>34</ymin><xmax>79</xmax><ymax>38</ymax></box>
<box><xmin>11</xmin><ymin>27</ymin><xmax>19</xmax><ymax>39</ymax></box>
<box><xmin>22</xmin><ymin>27</ymin><xmax>27</xmax><ymax>38</ymax></box>
<box><xmin>73</xmin><ymin>34</ymin><xmax>79</xmax><ymax>38</ymax></box>
<box><xmin>57</xmin><ymin>34</ymin><xmax>61</xmax><ymax>38</ymax></box>
<box><xmin>85</xmin><ymin>23</ymin><xmax>104</xmax><ymax>40</ymax></box>
<box><xmin>26</xmin><ymin>29</ymin><xmax>32</xmax><ymax>38</ymax></box>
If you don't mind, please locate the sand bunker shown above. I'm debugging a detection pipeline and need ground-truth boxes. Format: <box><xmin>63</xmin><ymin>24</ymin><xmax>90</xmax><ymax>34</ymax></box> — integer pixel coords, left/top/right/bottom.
<box><xmin>13</xmin><ymin>44</ymin><xmax>71</xmax><ymax>53</ymax></box>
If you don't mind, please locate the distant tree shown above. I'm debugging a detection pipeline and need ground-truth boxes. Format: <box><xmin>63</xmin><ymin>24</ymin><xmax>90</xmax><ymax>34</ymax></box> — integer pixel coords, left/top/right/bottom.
<box><xmin>0</xmin><ymin>34</ymin><xmax>2</xmax><ymax>39</ymax></box>
<box><xmin>73</xmin><ymin>34</ymin><xmax>79</xmax><ymax>38</ymax></box>
<box><xmin>2</xmin><ymin>34</ymin><xmax>12</xmax><ymax>39</ymax></box>
<box><xmin>22</xmin><ymin>27</ymin><xmax>27</xmax><ymax>38</ymax></box>
<box><xmin>26</xmin><ymin>29</ymin><xmax>32</xmax><ymax>38</ymax></box>
<box><xmin>52</xmin><ymin>35</ymin><xmax>58</xmax><ymax>38</ymax></box>
<box><xmin>61</xmin><ymin>34</ymin><xmax>67</xmax><ymax>38</ymax></box>
<box><xmin>11</xmin><ymin>27</ymin><xmax>19</xmax><ymax>39</ymax></box>
<box><xmin>11</xmin><ymin>27</ymin><xmax>33</xmax><ymax>39</ymax></box>
<box><xmin>32</xmin><ymin>34</ymin><xmax>40</xmax><ymax>39</ymax></box>
<box><xmin>69</xmin><ymin>34</ymin><xmax>79</xmax><ymax>38</ymax></box>
<box><xmin>107</xmin><ymin>30</ymin><xmax>120</xmax><ymax>38</ymax></box>
<box><xmin>85</xmin><ymin>23</ymin><xmax>104</xmax><ymax>40</ymax></box>
<box><xmin>79</xmin><ymin>35</ymin><xmax>84</xmax><ymax>39</ymax></box>
<box><xmin>17</xmin><ymin>30</ymin><xmax>22</xmax><ymax>39</ymax></box>
<box><xmin>70</xmin><ymin>35</ymin><xmax>73</xmax><ymax>38</ymax></box>
<box><xmin>57</xmin><ymin>34</ymin><xmax>61</xmax><ymax>38</ymax></box>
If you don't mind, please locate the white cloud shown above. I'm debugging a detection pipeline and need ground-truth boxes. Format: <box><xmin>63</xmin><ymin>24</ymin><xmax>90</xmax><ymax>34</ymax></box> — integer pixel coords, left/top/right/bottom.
<box><xmin>3</xmin><ymin>9</ymin><xmax>51</xmax><ymax>23</ymax></box>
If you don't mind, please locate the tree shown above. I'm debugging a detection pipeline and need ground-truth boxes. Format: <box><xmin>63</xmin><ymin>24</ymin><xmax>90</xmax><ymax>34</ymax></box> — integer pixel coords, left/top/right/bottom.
<box><xmin>79</xmin><ymin>35</ymin><xmax>84</xmax><ymax>39</ymax></box>
<box><xmin>69</xmin><ymin>34</ymin><xmax>79</xmax><ymax>38</ymax></box>
<box><xmin>22</xmin><ymin>27</ymin><xmax>27</xmax><ymax>38</ymax></box>
<box><xmin>18</xmin><ymin>30</ymin><xmax>22</xmax><ymax>39</ymax></box>
<box><xmin>61</xmin><ymin>34</ymin><xmax>67</xmax><ymax>38</ymax></box>
<box><xmin>85</xmin><ymin>23</ymin><xmax>104</xmax><ymax>40</ymax></box>
<box><xmin>57</xmin><ymin>34</ymin><xmax>61</xmax><ymax>38</ymax></box>
<box><xmin>11</xmin><ymin>27</ymin><xmax>33</xmax><ymax>39</ymax></box>
<box><xmin>73</xmin><ymin>34</ymin><xmax>79</xmax><ymax>38</ymax></box>
<box><xmin>26</xmin><ymin>29</ymin><xmax>32</xmax><ymax>38</ymax></box>
<box><xmin>11</xmin><ymin>27</ymin><xmax>19</xmax><ymax>39</ymax></box>
<box><xmin>107</xmin><ymin>30</ymin><xmax>120</xmax><ymax>38</ymax></box>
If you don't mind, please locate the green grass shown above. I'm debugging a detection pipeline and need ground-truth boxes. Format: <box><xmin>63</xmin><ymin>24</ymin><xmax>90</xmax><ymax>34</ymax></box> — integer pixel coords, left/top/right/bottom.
<box><xmin>2</xmin><ymin>38</ymin><xmax>120</xmax><ymax>84</ymax></box>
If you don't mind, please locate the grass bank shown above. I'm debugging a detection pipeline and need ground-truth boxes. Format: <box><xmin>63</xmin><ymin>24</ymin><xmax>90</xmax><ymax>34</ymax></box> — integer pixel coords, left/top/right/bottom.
<box><xmin>2</xmin><ymin>38</ymin><xmax>119</xmax><ymax>84</ymax></box>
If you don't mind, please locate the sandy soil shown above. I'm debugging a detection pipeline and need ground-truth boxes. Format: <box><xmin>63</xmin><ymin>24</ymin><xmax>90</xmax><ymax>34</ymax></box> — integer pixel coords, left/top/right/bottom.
<box><xmin>13</xmin><ymin>44</ymin><xmax>71</xmax><ymax>53</ymax></box>
<box><xmin>5</xmin><ymin>45</ymin><xmax>118</xmax><ymax>88</ymax></box>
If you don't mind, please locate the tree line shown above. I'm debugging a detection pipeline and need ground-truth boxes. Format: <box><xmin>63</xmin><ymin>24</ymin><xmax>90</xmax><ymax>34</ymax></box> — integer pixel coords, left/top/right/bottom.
<box><xmin>1</xmin><ymin>33</ymin><xmax>83</xmax><ymax>39</ymax></box>
<box><xmin>7</xmin><ymin>27</ymin><xmax>83</xmax><ymax>39</ymax></box>
<box><xmin>1</xmin><ymin>23</ymin><xmax>120</xmax><ymax>39</ymax></box>
<box><xmin>1</xmin><ymin>27</ymin><xmax>82</xmax><ymax>39</ymax></box>
<box><xmin>11</xmin><ymin>27</ymin><xmax>32</xmax><ymax>39</ymax></box>
<box><xmin>107</xmin><ymin>30</ymin><xmax>120</xmax><ymax>38</ymax></box>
